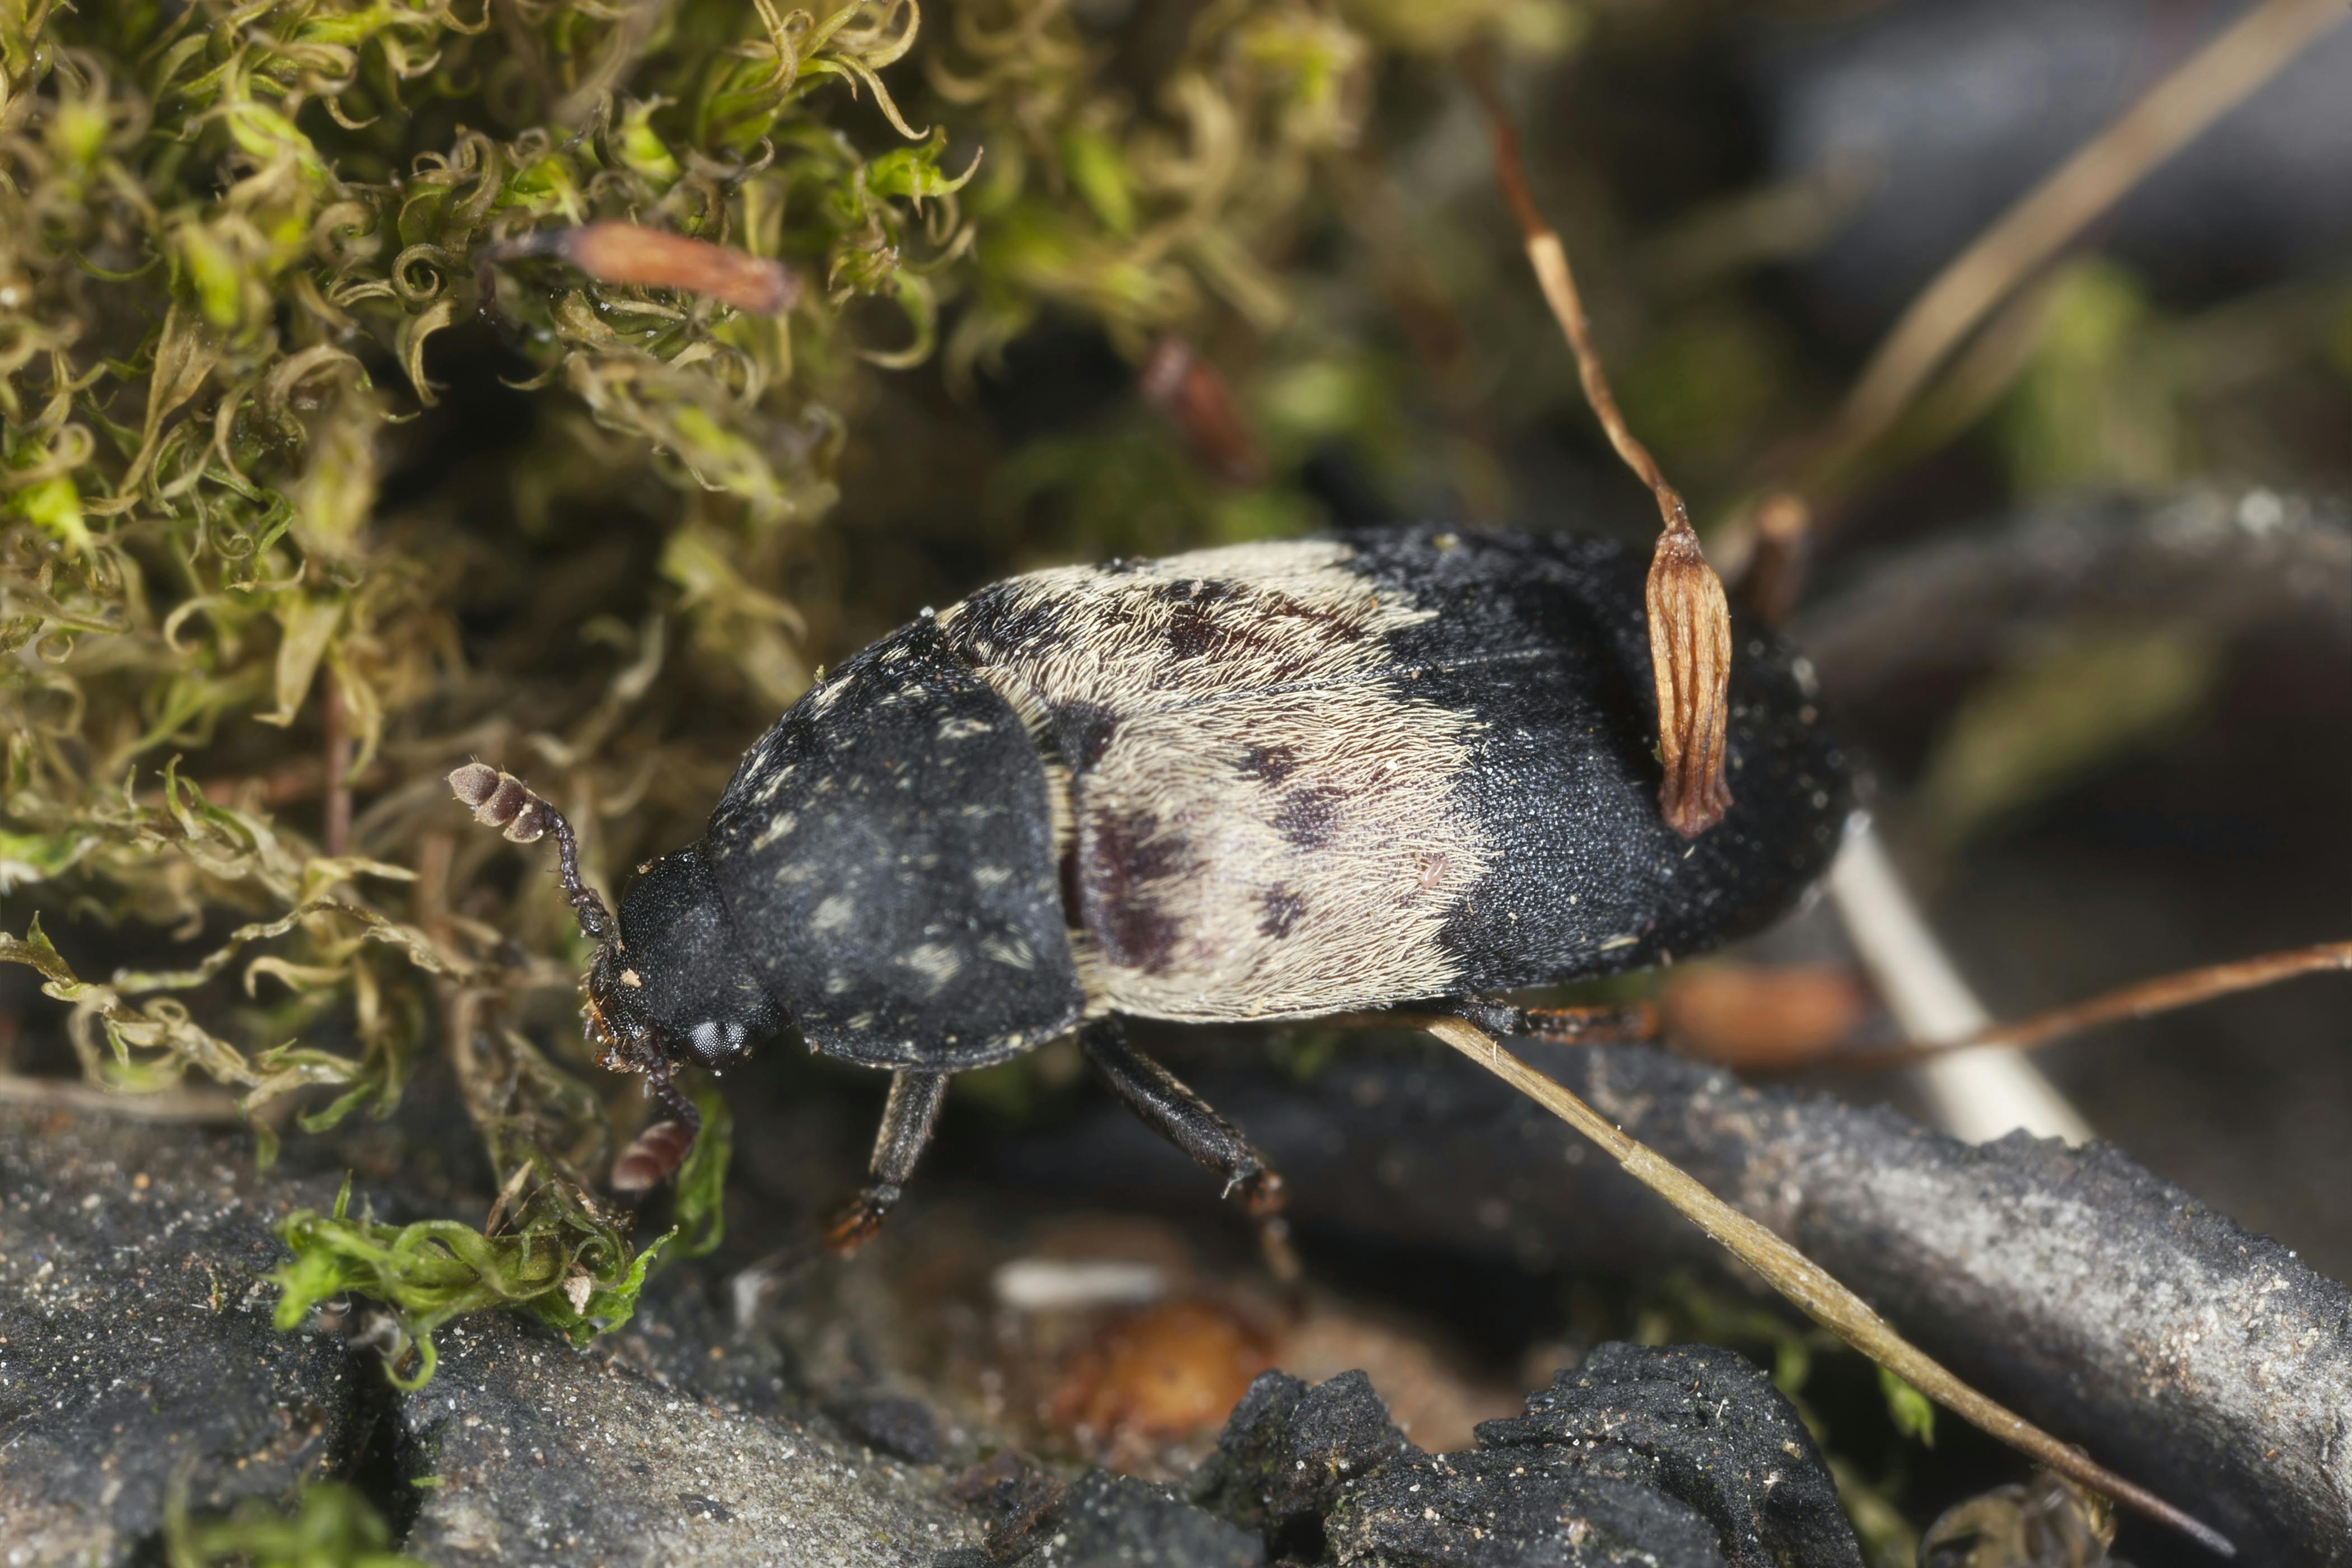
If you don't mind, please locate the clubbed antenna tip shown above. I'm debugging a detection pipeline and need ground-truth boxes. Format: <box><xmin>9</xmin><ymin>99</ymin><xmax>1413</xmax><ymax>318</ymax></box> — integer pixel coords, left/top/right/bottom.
<box><xmin>447</xmin><ymin>763</ymin><xmax>614</xmax><ymax>942</ymax></box>
<box><xmin>450</xmin><ymin>761</ymin><xmax>553</xmax><ymax>842</ymax></box>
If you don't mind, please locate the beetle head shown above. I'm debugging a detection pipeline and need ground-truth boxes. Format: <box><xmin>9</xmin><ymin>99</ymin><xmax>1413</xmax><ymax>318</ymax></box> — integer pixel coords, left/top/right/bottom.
<box><xmin>448</xmin><ymin>765</ymin><xmax>784</xmax><ymax>1117</ymax></box>
<box><xmin>588</xmin><ymin>846</ymin><xmax>786</xmax><ymax>1085</ymax></box>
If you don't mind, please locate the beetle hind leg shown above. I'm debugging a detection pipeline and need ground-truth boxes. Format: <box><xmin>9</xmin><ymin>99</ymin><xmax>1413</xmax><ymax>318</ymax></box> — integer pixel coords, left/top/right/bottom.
<box><xmin>1434</xmin><ymin>996</ymin><xmax>1659</xmax><ymax>1046</ymax></box>
<box><xmin>1080</xmin><ymin>1018</ymin><xmax>1300</xmax><ymax>1283</ymax></box>
<box><xmin>825</xmin><ymin>1070</ymin><xmax>950</xmax><ymax>1254</ymax></box>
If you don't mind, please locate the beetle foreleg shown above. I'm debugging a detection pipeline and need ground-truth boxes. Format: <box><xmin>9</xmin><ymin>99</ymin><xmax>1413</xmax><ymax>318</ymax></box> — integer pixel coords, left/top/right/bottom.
<box><xmin>1079</xmin><ymin>1019</ymin><xmax>1299</xmax><ymax>1283</ymax></box>
<box><xmin>825</xmin><ymin>1070</ymin><xmax>950</xmax><ymax>1255</ymax></box>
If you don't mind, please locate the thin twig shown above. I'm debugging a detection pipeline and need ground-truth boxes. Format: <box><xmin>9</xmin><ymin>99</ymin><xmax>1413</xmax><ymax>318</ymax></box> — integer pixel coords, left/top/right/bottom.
<box><xmin>1796</xmin><ymin>0</ymin><xmax>2346</xmax><ymax>505</ymax></box>
<box><xmin>1468</xmin><ymin>62</ymin><xmax>1732</xmax><ymax>837</ymax></box>
<box><xmin>1842</xmin><ymin>939</ymin><xmax>2352</xmax><ymax>1071</ymax></box>
<box><xmin>1420</xmin><ymin>1014</ymin><xmax>2235</xmax><ymax>1559</ymax></box>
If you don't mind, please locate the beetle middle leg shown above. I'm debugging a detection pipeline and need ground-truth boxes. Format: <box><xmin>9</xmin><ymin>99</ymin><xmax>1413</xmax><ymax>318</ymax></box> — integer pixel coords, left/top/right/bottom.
<box><xmin>1079</xmin><ymin>1017</ymin><xmax>1300</xmax><ymax>1283</ymax></box>
<box><xmin>825</xmin><ymin>1070</ymin><xmax>950</xmax><ymax>1254</ymax></box>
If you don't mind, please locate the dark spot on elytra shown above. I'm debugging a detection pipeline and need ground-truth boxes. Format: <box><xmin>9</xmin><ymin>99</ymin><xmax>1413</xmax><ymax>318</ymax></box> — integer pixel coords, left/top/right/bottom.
<box><xmin>1052</xmin><ymin>699</ymin><xmax>1120</xmax><ymax>767</ymax></box>
<box><xmin>1272</xmin><ymin>786</ymin><xmax>1345</xmax><ymax>850</ymax></box>
<box><xmin>1166</xmin><ymin>600</ymin><xmax>1220</xmax><ymax>660</ymax></box>
<box><xmin>1258</xmin><ymin>886</ymin><xmax>1307</xmax><ymax>939</ymax></box>
<box><xmin>1140</xmin><ymin>577</ymin><xmax>1373</xmax><ymax>684</ymax></box>
<box><xmin>1236</xmin><ymin>743</ymin><xmax>1299</xmax><ymax>786</ymax></box>
<box><xmin>1080</xmin><ymin>807</ymin><xmax>1191</xmax><ymax>974</ymax></box>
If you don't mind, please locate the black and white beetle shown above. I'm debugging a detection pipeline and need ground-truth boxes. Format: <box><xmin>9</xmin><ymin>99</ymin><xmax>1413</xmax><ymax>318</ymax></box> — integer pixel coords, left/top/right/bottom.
<box><xmin>452</xmin><ymin>524</ymin><xmax>1849</xmax><ymax>1247</ymax></box>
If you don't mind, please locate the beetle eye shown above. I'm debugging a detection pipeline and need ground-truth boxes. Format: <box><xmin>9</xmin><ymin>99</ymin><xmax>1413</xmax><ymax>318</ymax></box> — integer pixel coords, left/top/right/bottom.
<box><xmin>684</xmin><ymin>1019</ymin><xmax>750</xmax><ymax>1068</ymax></box>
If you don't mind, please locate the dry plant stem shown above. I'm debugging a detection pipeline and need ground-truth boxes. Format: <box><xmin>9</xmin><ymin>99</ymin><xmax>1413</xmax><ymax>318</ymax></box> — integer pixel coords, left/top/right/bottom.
<box><xmin>1472</xmin><ymin>66</ymin><xmax>1733</xmax><ymax>837</ymax></box>
<box><xmin>1735</xmin><ymin>492</ymin><xmax>1812</xmax><ymax>631</ymax></box>
<box><xmin>1803</xmin><ymin>0</ymin><xmax>2346</xmax><ymax>502</ymax></box>
<box><xmin>1420</xmin><ymin>1014</ymin><xmax>2236</xmax><ymax>1558</ymax></box>
<box><xmin>0</xmin><ymin>1075</ymin><xmax>242</xmax><ymax>1122</ymax></box>
<box><xmin>1846</xmin><ymin>940</ymin><xmax>2352</xmax><ymax>1071</ymax></box>
<box><xmin>321</xmin><ymin>678</ymin><xmax>352</xmax><ymax>859</ymax></box>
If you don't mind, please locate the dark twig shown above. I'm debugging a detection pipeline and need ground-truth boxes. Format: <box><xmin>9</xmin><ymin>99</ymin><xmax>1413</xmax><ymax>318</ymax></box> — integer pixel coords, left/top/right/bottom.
<box><xmin>1418</xmin><ymin>1016</ymin><xmax>2234</xmax><ymax>1557</ymax></box>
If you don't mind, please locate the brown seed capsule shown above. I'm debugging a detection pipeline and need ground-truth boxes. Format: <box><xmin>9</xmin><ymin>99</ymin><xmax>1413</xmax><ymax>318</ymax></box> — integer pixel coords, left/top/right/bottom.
<box><xmin>552</xmin><ymin>222</ymin><xmax>801</xmax><ymax>315</ymax></box>
<box><xmin>1138</xmin><ymin>335</ymin><xmax>1265</xmax><ymax>488</ymax></box>
<box><xmin>1646</xmin><ymin>516</ymin><xmax>1735</xmax><ymax>839</ymax></box>
<box><xmin>612</xmin><ymin>1118</ymin><xmax>698</xmax><ymax>1193</ymax></box>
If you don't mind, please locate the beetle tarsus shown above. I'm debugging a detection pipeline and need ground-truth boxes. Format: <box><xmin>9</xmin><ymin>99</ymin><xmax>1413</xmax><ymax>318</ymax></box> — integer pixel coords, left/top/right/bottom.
<box><xmin>1518</xmin><ymin>1003</ymin><xmax>1660</xmax><ymax>1045</ymax></box>
<box><xmin>824</xmin><ymin>1184</ymin><xmax>901</xmax><ymax>1255</ymax></box>
<box><xmin>822</xmin><ymin>1071</ymin><xmax>950</xmax><ymax>1251</ymax></box>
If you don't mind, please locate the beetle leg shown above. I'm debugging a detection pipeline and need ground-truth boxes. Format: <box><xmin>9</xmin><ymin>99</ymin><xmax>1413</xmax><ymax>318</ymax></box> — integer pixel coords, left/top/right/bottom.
<box><xmin>1080</xmin><ymin>1018</ymin><xmax>1300</xmax><ymax>1283</ymax></box>
<box><xmin>1431</xmin><ymin>995</ymin><xmax>1659</xmax><ymax>1045</ymax></box>
<box><xmin>1517</xmin><ymin>1003</ymin><xmax>1660</xmax><ymax>1044</ymax></box>
<box><xmin>824</xmin><ymin>1070</ymin><xmax>950</xmax><ymax>1255</ymax></box>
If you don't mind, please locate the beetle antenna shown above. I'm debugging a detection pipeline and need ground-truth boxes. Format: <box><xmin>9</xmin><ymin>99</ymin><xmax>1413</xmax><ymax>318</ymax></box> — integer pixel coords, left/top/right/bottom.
<box><xmin>447</xmin><ymin>763</ymin><xmax>615</xmax><ymax>942</ymax></box>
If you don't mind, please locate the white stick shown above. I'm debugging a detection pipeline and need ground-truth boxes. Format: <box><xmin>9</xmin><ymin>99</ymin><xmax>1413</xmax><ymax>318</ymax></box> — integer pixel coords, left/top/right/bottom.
<box><xmin>1828</xmin><ymin>821</ymin><xmax>2093</xmax><ymax>1145</ymax></box>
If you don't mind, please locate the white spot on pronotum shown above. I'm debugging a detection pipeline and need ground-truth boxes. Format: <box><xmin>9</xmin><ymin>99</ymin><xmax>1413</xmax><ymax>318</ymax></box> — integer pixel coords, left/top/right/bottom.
<box><xmin>972</xmin><ymin>864</ymin><xmax>1013</xmax><ymax>890</ymax></box>
<box><xmin>895</xmin><ymin>942</ymin><xmax>964</xmax><ymax>993</ymax></box>
<box><xmin>936</xmin><ymin>716</ymin><xmax>992</xmax><ymax>741</ymax></box>
<box><xmin>750</xmin><ymin>812</ymin><xmax>796</xmax><ymax>851</ymax></box>
<box><xmin>811</xmin><ymin>894</ymin><xmax>856</xmax><ymax>934</ymax></box>
<box><xmin>619</xmin><ymin>968</ymin><xmax>643</xmax><ymax>988</ymax></box>
<box><xmin>981</xmin><ymin>935</ymin><xmax>1036</xmax><ymax>969</ymax></box>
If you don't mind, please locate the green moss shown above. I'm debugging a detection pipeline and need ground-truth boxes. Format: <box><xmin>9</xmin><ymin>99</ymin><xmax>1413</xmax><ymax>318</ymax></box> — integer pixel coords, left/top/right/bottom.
<box><xmin>167</xmin><ymin>1478</ymin><xmax>422</xmax><ymax>1568</ymax></box>
<box><xmin>1</xmin><ymin>0</ymin><xmax>1578</xmax><ymax>1376</ymax></box>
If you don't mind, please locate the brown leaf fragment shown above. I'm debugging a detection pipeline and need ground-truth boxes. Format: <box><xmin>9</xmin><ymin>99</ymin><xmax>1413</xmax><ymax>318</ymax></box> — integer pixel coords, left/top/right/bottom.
<box><xmin>1647</xmin><ymin>517</ymin><xmax>1734</xmax><ymax>838</ymax></box>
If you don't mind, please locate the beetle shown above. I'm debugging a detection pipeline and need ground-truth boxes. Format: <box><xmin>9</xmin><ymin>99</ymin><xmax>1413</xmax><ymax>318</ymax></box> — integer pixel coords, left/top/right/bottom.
<box><xmin>451</xmin><ymin>524</ymin><xmax>1849</xmax><ymax>1248</ymax></box>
